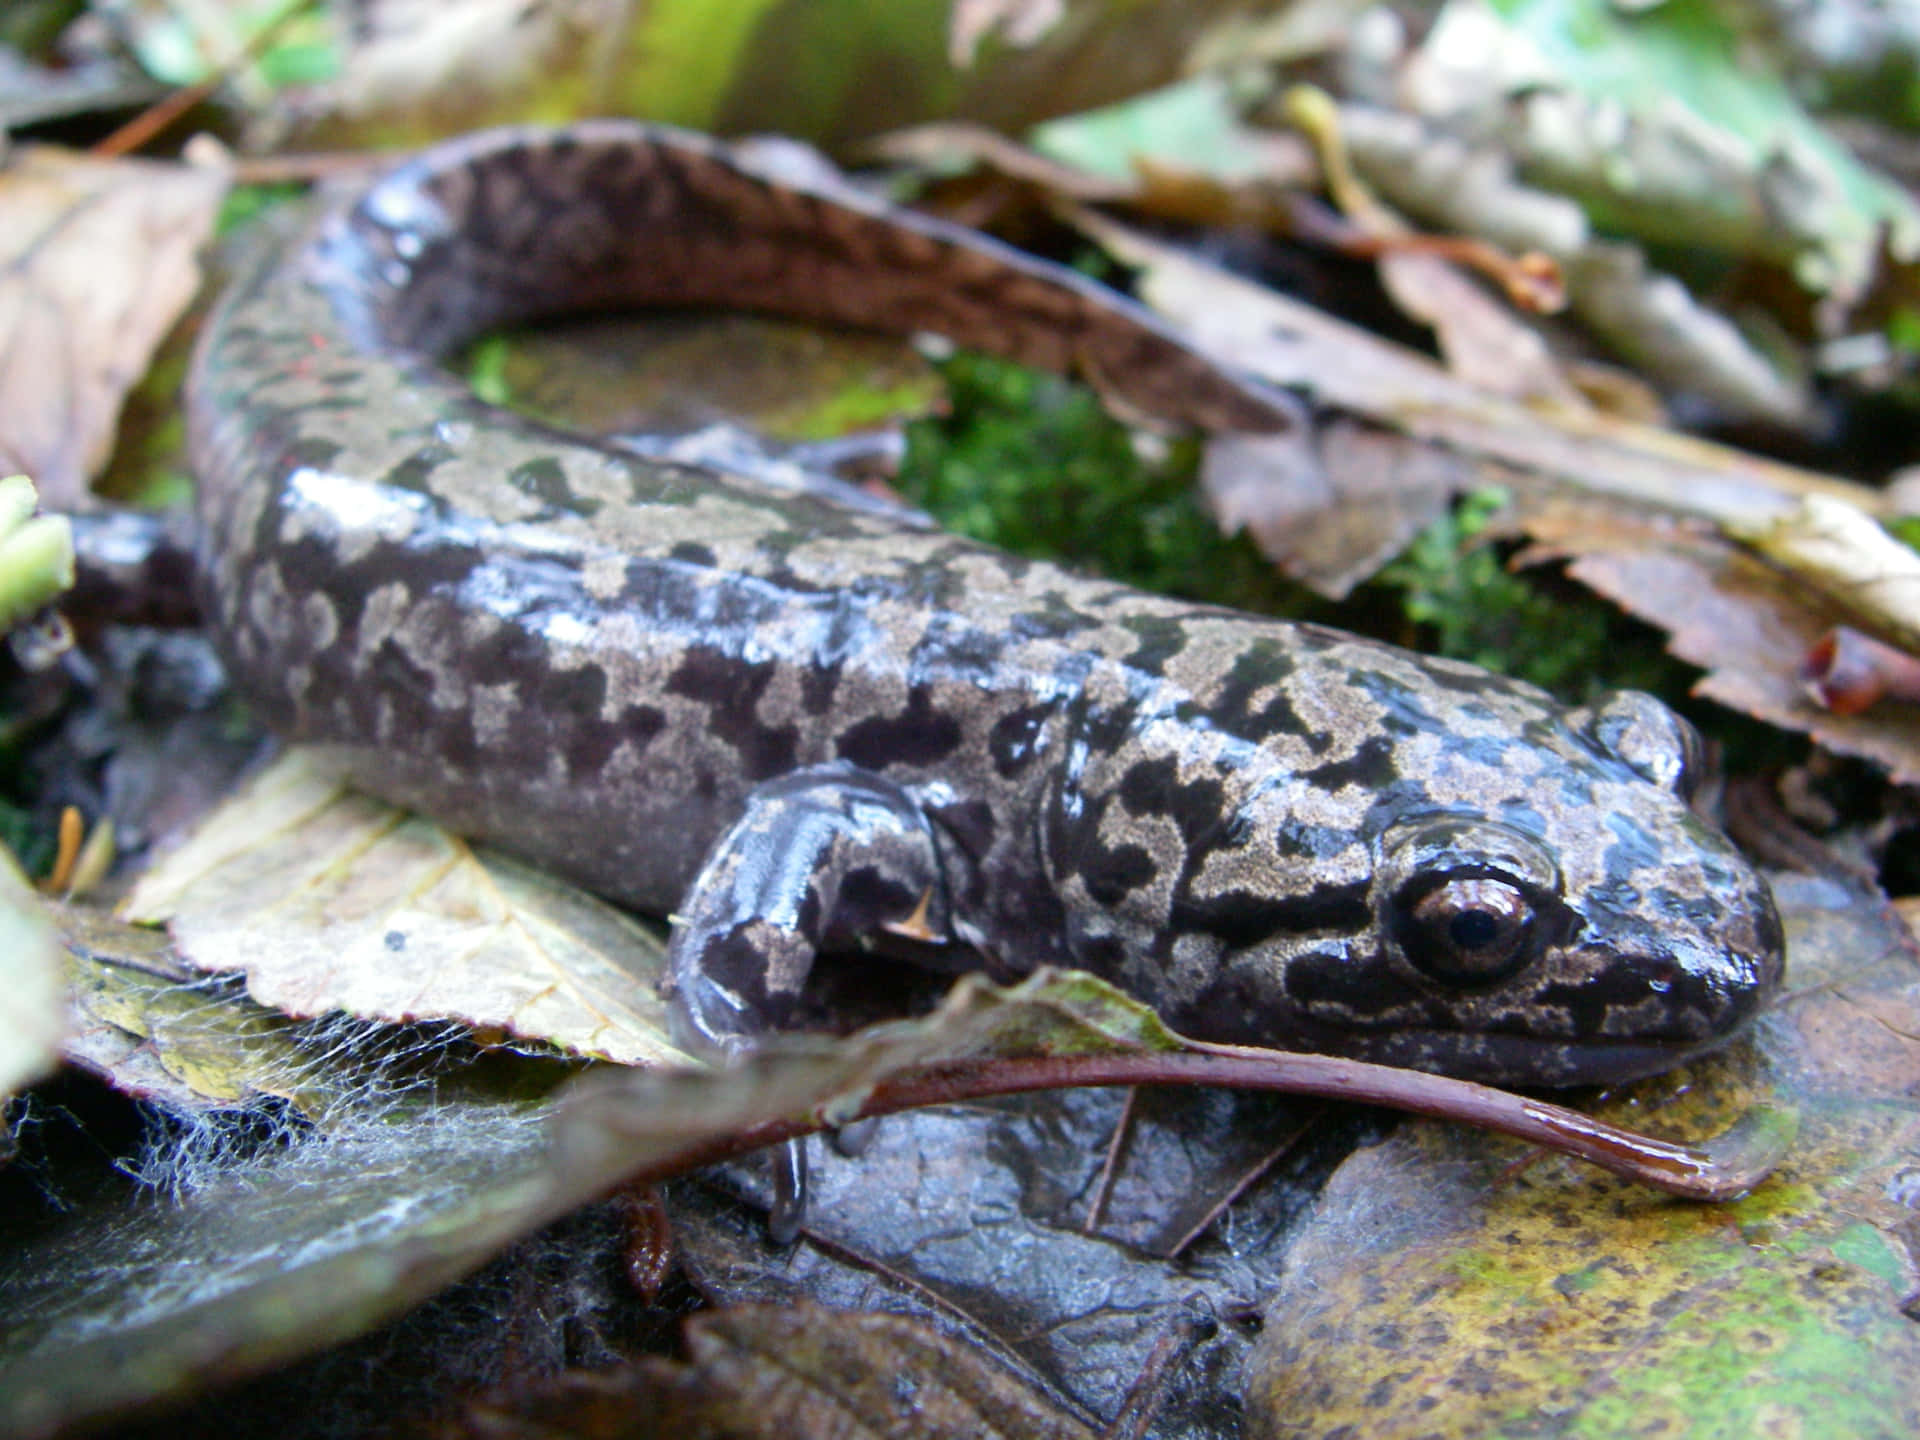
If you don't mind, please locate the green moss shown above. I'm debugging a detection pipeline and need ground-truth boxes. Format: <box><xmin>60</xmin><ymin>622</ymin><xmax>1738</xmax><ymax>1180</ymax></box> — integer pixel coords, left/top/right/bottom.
<box><xmin>215</xmin><ymin>183</ymin><xmax>305</xmax><ymax>238</ymax></box>
<box><xmin>1376</xmin><ymin>486</ymin><xmax>1708</xmax><ymax>704</ymax></box>
<box><xmin>897</xmin><ymin>352</ymin><xmax>1305</xmax><ymax>616</ymax></box>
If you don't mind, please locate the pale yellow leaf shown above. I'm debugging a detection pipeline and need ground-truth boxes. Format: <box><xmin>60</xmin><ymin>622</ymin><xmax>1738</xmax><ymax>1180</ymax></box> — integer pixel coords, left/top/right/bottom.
<box><xmin>125</xmin><ymin>750</ymin><xmax>689</xmax><ymax>1067</ymax></box>
<box><xmin>1733</xmin><ymin>494</ymin><xmax>1920</xmax><ymax>656</ymax></box>
<box><xmin>0</xmin><ymin>845</ymin><xmax>62</xmax><ymax>1096</ymax></box>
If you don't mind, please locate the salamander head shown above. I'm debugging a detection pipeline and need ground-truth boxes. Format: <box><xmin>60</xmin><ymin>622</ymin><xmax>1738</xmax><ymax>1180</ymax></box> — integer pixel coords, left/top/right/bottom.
<box><xmin>1174</xmin><ymin>687</ymin><xmax>1784</xmax><ymax>1086</ymax></box>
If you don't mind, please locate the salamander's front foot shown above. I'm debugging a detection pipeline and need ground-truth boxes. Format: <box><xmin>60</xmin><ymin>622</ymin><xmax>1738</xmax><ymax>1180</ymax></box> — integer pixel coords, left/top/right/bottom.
<box><xmin>662</xmin><ymin>762</ymin><xmax>957</xmax><ymax>1241</ymax></box>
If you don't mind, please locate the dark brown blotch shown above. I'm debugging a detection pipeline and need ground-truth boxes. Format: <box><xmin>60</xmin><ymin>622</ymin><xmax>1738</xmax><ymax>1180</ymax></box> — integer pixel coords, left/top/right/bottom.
<box><xmin>667</xmin><ymin>648</ymin><xmax>799</xmax><ymax>781</ymax></box>
<box><xmin>836</xmin><ymin>686</ymin><xmax>962</xmax><ymax>769</ymax></box>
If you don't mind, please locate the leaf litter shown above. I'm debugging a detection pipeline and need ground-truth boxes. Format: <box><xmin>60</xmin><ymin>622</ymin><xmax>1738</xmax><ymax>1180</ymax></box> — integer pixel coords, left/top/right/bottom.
<box><xmin>1</xmin><ymin>929</ymin><xmax>1794</xmax><ymax>1437</ymax></box>
<box><xmin>15</xmin><ymin>5</ymin><xmax>1920</xmax><ymax>1433</ymax></box>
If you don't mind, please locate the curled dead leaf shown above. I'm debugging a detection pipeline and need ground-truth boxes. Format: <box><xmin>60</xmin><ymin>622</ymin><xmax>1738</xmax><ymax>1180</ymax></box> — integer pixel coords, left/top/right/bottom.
<box><xmin>1804</xmin><ymin>627</ymin><xmax>1920</xmax><ymax>715</ymax></box>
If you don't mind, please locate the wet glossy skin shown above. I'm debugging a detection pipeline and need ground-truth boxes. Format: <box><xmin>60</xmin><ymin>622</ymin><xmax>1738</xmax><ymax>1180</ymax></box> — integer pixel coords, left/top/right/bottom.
<box><xmin>186</xmin><ymin>122</ymin><xmax>1783</xmax><ymax>1084</ymax></box>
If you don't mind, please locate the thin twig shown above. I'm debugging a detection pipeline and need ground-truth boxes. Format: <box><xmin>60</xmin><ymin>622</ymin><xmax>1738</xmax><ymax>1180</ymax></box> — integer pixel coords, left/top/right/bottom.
<box><xmin>94</xmin><ymin>0</ymin><xmax>321</xmax><ymax>160</ymax></box>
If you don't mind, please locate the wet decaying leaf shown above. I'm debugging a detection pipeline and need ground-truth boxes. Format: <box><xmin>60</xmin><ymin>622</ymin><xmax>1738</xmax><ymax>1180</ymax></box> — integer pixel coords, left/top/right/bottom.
<box><xmin>454</xmin><ymin>1303</ymin><xmax>1102</xmax><ymax>1440</ymax></box>
<box><xmin>123</xmin><ymin>749</ymin><xmax>690</xmax><ymax>1068</ymax></box>
<box><xmin>567</xmin><ymin>973</ymin><xmax>1782</xmax><ymax>1439</ymax></box>
<box><xmin>0</xmin><ymin>145</ymin><xmax>227</xmax><ymax>507</ymax></box>
<box><xmin>0</xmin><ymin>1083</ymin><xmax>569</xmax><ymax>1439</ymax></box>
<box><xmin>0</xmin><ymin>971</ymin><xmax>1202</xmax><ymax>1436</ymax></box>
<box><xmin>59</xmin><ymin>906</ymin><xmax>342</xmax><ymax>1116</ymax></box>
<box><xmin>2</xmin><ymin>980</ymin><xmax>1086</xmax><ymax>1436</ymax></box>
<box><xmin>669</xmin><ymin>1090</ymin><xmax>1310</xmax><ymax>1440</ymax></box>
<box><xmin>0</xmin><ymin>866</ymin><xmax>1833</xmax><ymax>1439</ymax></box>
<box><xmin>1246</xmin><ymin>873</ymin><xmax>1920</xmax><ymax>1439</ymax></box>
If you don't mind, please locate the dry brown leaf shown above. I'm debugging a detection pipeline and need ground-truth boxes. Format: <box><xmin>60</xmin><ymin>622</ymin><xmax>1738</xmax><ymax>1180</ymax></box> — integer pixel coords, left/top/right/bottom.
<box><xmin>0</xmin><ymin>146</ymin><xmax>228</xmax><ymax>507</ymax></box>
<box><xmin>1074</xmin><ymin>205</ymin><xmax>1893</xmax><ymax>640</ymax></box>
<box><xmin>1335</xmin><ymin>101</ymin><xmax>1818</xmax><ymax>430</ymax></box>
<box><xmin>1518</xmin><ymin>496</ymin><xmax>1920</xmax><ymax>784</ymax></box>
<box><xmin>1203</xmin><ymin>416</ymin><xmax>1477</xmax><ymax>597</ymax></box>
<box><xmin>1281</xmin><ymin>85</ymin><xmax>1582</xmax><ymax>408</ymax></box>
<box><xmin>1377</xmin><ymin>251</ymin><xmax>1586</xmax><ymax>409</ymax></box>
<box><xmin>123</xmin><ymin>750</ymin><xmax>690</xmax><ymax>1068</ymax></box>
<box><xmin>1082</xmin><ymin>208</ymin><xmax>1867</xmax><ymax>520</ymax></box>
<box><xmin>1735</xmin><ymin>494</ymin><xmax>1920</xmax><ymax>656</ymax></box>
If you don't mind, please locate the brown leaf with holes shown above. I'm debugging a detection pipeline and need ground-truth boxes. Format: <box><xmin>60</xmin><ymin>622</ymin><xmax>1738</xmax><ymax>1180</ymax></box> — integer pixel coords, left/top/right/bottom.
<box><xmin>0</xmin><ymin>146</ymin><xmax>228</xmax><ymax>507</ymax></box>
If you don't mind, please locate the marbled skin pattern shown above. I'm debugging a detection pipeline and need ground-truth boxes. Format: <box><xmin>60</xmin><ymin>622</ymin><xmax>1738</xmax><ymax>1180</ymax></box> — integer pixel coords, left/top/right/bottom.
<box><xmin>188</xmin><ymin>122</ymin><xmax>1782</xmax><ymax>1084</ymax></box>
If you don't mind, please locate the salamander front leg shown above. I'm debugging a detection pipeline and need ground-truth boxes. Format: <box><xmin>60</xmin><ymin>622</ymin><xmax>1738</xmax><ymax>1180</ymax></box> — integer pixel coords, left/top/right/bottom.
<box><xmin>664</xmin><ymin>764</ymin><xmax>955</xmax><ymax>1241</ymax></box>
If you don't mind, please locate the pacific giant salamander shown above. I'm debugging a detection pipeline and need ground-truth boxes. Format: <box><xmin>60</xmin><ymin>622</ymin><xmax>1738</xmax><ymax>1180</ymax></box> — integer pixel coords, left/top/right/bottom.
<box><xmin>187</xmin><ymin>121</ymin><xmax>1782</xmax><ymax>1092</ymax></box>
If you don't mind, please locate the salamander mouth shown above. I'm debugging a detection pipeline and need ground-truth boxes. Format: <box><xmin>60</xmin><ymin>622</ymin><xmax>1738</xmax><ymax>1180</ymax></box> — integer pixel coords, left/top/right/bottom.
<box><xmin>1332</xmin><ymin>1024</ymin><xmax>1747</xmax><ymax>1088</ymax></box>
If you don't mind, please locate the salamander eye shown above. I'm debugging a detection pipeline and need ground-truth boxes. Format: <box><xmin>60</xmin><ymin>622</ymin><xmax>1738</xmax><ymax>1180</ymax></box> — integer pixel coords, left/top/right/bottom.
<box><xmin>1393</xmin><ymin>873</ymin><xmax>1537</xmax><ymax>986</ymax></box>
